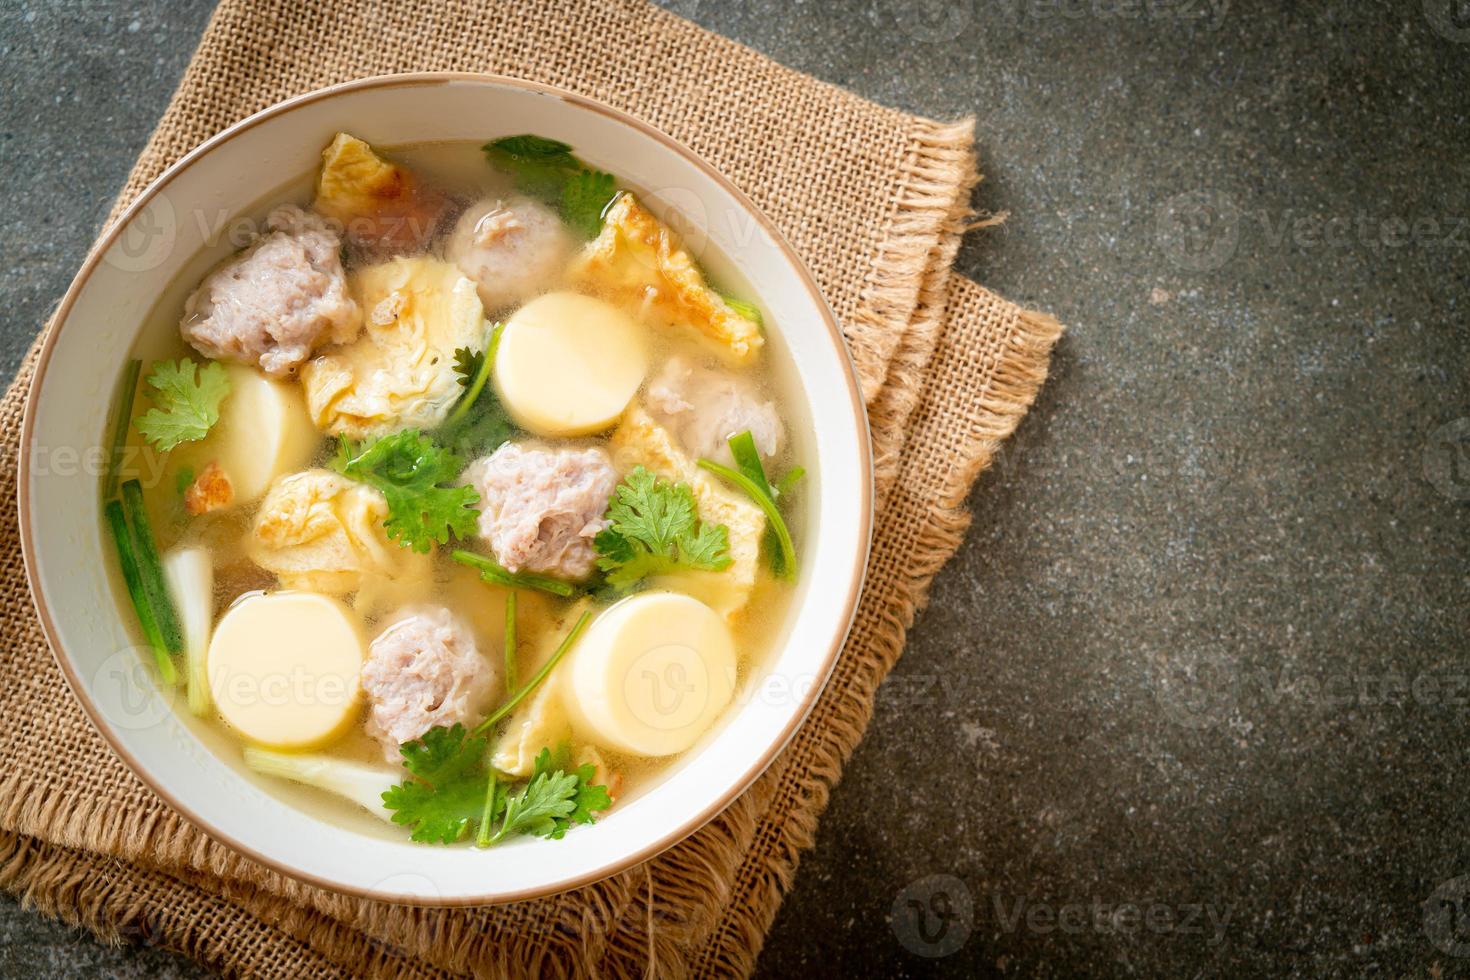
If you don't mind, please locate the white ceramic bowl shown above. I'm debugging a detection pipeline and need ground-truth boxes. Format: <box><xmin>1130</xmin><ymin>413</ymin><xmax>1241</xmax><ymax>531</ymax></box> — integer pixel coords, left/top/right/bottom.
<box><xmin>20</xmin><ymin>74</ymin><xmax>871</xmax><ymax>905</ymax></box>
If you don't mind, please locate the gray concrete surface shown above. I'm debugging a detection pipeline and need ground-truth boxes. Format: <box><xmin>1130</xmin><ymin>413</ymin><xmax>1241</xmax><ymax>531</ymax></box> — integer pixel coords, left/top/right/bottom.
<box><xmin>2</xmin><ymin>0</ymin><xmax>1468</xmax><ymax>976</ymax></box>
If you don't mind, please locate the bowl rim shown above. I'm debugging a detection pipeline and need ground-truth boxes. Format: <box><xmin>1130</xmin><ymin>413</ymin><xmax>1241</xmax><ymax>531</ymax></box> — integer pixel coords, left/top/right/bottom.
<box><xmin>17</xmin><ymin>71</ymin><xmax>873</xmax><ymax>906</ymax></box>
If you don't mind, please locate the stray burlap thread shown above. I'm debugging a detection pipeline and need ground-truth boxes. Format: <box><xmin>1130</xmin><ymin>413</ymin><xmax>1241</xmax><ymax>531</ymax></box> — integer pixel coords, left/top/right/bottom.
<box><xmin>0</xmin><ymin>1</ymin><xmax>1063</xmax><ymax>976</ymax></box>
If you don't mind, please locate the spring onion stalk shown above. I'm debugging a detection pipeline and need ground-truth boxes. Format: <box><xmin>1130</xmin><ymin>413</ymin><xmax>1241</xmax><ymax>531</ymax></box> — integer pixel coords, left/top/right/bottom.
<box><xmin>445</xmin><ymin>321</ymin><xmax>504</xmax><ymax>429</ymax></box>
<box><xmin>120</xmin><ymin>480</ymin><xmax>184</xmax><ymax>654</ymax></box>
<box><xmin>162</xmin><ymin>546</ymin><xmax>214</xmax><ymax>716</ymax></box>
<box><xmin>103</xmin><ymin>500</ymin><xmax>176</xmax><ymax>685</ymax></box>
<box><xmin>473</xmin><ymin>610</ymin><xmax>593</xmax><ymax>737</ymax></box>
<box><xmin>727</xmin><ymin>430</ymin><xmax>774</xmax><ymax>496</ymax></box>
<box><xmin>725</xmin><ymin>431</ymin><xmax>799</xmax><ymax>577</ymax></box>
<box><xmin>774</xmin><ymin>466</ymin><xmax>806</xmax><ymax>499</ymax></box>
<box><xmin>242</xmin><ymin>748</ymin><xmax>399</xmax><ymax>822</ymax></box>
<box><xmin>504</xmin><ymin>590</ymin><xmax>518</xmax><ymax>691</ymax></box>
<box><xmin>698</xmin><ymin>456</ymin><xmax>798</xmax><ymax>579</ymax></box>
<box><xmin>721</xmin><ymin>295</ymin><xmax>763</xmax><ymax>327</ymax></box>
<box><xmin>103</xmin><ymin>359</ymin><xmax>141</xmax><ymax>500</ymax></box>
<box><xmin>451</xmin><ymin>549</ymin><xmax>576</xmax><ymax>597</ymax></box>
<box><xmin>475</xmin><ymin>771</ymin><xmax>499</xmax><ymax>849</ymax></box>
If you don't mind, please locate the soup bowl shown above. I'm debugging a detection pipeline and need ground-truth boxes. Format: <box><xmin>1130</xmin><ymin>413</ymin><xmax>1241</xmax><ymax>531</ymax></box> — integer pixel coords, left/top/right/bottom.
<box><xmin>19</xmin><ymin>73</ymin><xmax>871</xmax><ymax>905</ymax></box>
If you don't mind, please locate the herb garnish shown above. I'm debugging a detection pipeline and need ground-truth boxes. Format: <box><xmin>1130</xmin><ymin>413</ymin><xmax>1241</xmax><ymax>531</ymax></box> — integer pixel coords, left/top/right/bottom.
<box><xmin>134</xmin><ymin>359</ymin><xmax>230</xmax><ymax>452</ymax></box>
<box><xmin>698</xmin><ymin>431</ymin><xmax>800</xmax><ymax>578</ymax></box>
<box><xmin>381</xmin><ymin>725</ymin><xmax>610</xmax><ymax>846</ymax></box>
<box><xmin>331</xmin><ymin>430</ymin><xmax>480</xmax><ymax>553</ymax></box>
<box><xmin>482</xmin><ymin>134</ymin><xmax>620</xmax><ymax>238</ymax></box>
<box><xmin>439</xmin><ymin>324</ymin><xmax>515</xmax><ymax>456</ymax></box>
<box><xmin>593</xmin><ymin>466</ymin><xmax>732</xmax><ymax>589</ymax></box>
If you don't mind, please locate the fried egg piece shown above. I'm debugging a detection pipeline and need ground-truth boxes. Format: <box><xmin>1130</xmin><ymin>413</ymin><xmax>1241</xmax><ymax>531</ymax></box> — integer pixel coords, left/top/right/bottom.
<box><xmin>247</xmin><ymin>469</ymin><xmax>431</xmax><ymax>605</ymax></box>
<box><xmin>300</xmin><ymin>256</ymin><xmax>487</xmax><ymax>440</ymax></box>
<box><xmin>567</xmin><ymin>193</ymin><xmax>763</xmax><ymax>365</ymax></box>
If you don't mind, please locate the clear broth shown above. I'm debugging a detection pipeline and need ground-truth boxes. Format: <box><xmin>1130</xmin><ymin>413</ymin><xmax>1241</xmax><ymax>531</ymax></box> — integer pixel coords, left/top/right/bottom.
<box><xmin>110</xmin><ymin>139</ymin><xmax>815</xmax><ymax>837</ymax></box>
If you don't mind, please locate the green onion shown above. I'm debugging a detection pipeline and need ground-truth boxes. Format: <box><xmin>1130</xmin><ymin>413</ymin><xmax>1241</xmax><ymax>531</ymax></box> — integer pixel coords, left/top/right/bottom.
<box><xmin>473</xmin><ymin>610</ymin><xmax>593</xmax><ymax>737</ymax></box>
<box><xmin>120</xmin><ymin>480</ymin><xmax>184</xmax><ymax>654</ymax></box>
<box><xmin>774</xmin><ymin>466</ymin><xmax>806</xmax><ymax>499</ymax></box>
<box><xmin>475</xmin><ymin>770</ymin><xmax>498</xmax><ymax>849</ymax></box>
<box><xmin>451</xmin><ymin>550</ymin><xmax>576</xmax><ymax>597</ymax></box>
<box><xmin>104</xmin><ymin>499</ymin><xmax>176</xmax><ymax>685</ymax></box>
<box><xmin>725</xmin><ymin>431</ymin><xmax>798</xmax><ymax>577</ymax></box>
<box><xmin>103</xmin><ymin>359</ymin><xmax>141</xmax><ymax>500</ymax></box>
<box><xmin>728</xmin><ymin>430</ymin><xmax>774</xmax><ymax>497</ymax></box>
<box><xmin>697</xmin><ymin>456</ymin><xmax>798</xmax><ymax>579</ymax></box>
<box><xmin>445</xmin><ymin>322</ymin><xmax>504</xmax><ymax>429</ymax></box>
<box><xmin>504</xmin><ymin>590</ymin><xmax>518</xmax><ymax>691</ymax></box>
<box><xmin>721</xmin><ymin>294</ymin><xmax>763</xmax><ymax>327</ymax></box>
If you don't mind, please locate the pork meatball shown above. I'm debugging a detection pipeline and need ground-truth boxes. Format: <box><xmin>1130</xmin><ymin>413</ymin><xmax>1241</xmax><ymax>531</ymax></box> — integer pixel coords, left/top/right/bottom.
<box><xmin>181</xmin><ymin>205</ymin><xmax>361</xmax><ymax>378</ymax></box>
<box><xmin>361</xmin><ymin>605</ymin><xmax>496</xmax><ymax>760</ymax></box>
<box><xmin>645</xmin><ymin>356</ymin><xmax>785</xmax><ymax>466</ymax></box>
<box><xmin>462</xmin><ymin>442</ymin><xmax>618</xmax><ymax>580</ymax></box>
<box><xmin>447</xmin><ymin>197</ymin><xmax>572</xmax><ymax>314</ymax></box>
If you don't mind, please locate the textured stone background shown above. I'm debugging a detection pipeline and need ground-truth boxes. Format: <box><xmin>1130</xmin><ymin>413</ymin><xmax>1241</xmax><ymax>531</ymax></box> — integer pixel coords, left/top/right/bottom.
<box><xmin>2</xmin><ymin>1</ymin><xmax>1468</xmax><ymax>977</ymax></box>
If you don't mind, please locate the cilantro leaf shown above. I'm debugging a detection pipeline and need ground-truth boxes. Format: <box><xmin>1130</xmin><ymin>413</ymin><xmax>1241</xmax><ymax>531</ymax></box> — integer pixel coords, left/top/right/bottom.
<box><xmin>593</xmin><ymin>466</ymin><xmax>732</xmax><ymax>589</ymax></box>
<box><xmin>561</xmin><ymin>173</ymin><xmax>618</xmax><ymax>238</ymax></box>
<box><xmin>453</xmin><ymin>346</ymin><xmax>484</xmax><ymax>388</ymax></box>
<box><xmin>485</xmin><ymin>134</ymin><xmax>574</xmax><ymax>159</ymax></box>
<box><xmin>440</xmin><ymin>407</ymin><xmax>516</xmax><ymax>459</ymax></box>
<box><xmin>531</xmin><ymin>747</ymin><xmax>612</xmax><ymax>839</ymax></box>
<box><xmin>399</xmin><ymin>724</ymin><xmax>486</xmax><ymax>786</ymax></box>
<box><xmin>382</xmin><ymin>727</ymin><xmax>612</xmax><ymax>847</ymax></box>
<box><xmin>484</xmin><ymin>134</ymin><xmax>582</xmax><ymax>200</ymax></box>
<box><xmin>383</xmin><ymin>772</ymin><xmax>489</xmax><ymax>844</ymax></box>
<box><xmin>331</xmin><ymin>430</ymin><xmax>480</xmax><ymax>553</ymax></box>
<box><xmin>495</xmin><ymin>769</ymin><xmax>580</xmax><ymax>840</ymax></box>
<box><xmin>133</xmin><ymin>359</ymin><xmax>231</xmax><ymax>451</ymax></box>
<box><xmin>679</xmin><ymin>521</ymin><xmax>734</xmax><ymax>568</ymax></box>
<box><xmin>439</xmin><ymin>326</ymin><xmax>516</xmax><ymax>458</ymax></box>
<box><xmin>484</xmin><ymin>134</ymin><xmax>619</xmax><ymax>238</ymax></box>
<box><xmin>382</xmin><ymin>724</ymin><xmax>489</xmax><ymax>844</ymax></box>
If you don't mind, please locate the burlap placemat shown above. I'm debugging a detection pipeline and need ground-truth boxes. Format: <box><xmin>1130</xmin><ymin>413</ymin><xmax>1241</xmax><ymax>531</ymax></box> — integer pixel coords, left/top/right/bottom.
<box><xmin>0</xmin><ymin>1</ymin><xmax>1063</xmax><ymax>975</ymax></box>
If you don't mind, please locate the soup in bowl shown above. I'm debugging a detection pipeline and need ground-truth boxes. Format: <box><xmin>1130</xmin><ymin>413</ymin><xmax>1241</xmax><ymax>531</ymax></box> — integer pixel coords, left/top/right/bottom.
<box><xmin>21</xmin><ymin>74</ymin><xmax>870</xmax><ymax>904</ymax></box>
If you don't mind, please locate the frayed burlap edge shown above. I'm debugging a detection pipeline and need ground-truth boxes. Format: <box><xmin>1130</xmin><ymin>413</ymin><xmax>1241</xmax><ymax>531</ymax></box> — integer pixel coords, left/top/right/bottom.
<box><xmin>0</xmin><ymin>831</ymin><xmax>456</xmax><ymax>980</ymax></box>
<box><xmin>869</xmin><ymin>142</ymin><xmax>982</xmax><ymax>508</ymax></box>
<box><xmin>846</xmin><ymin>117</ymin><xmax>978</xmax><ymax>402</ymax></box>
